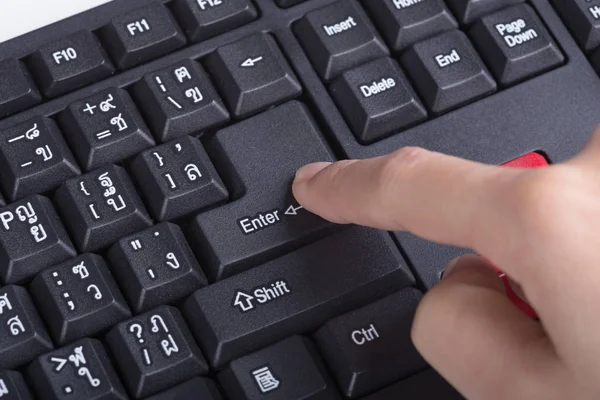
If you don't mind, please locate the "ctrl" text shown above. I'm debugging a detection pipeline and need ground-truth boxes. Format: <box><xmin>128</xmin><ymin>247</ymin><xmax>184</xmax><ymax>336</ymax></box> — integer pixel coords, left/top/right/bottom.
<box><xmin>351</xmin><ymin>323</ymin><xmax>380</xmax><ymax>345</ymax></box>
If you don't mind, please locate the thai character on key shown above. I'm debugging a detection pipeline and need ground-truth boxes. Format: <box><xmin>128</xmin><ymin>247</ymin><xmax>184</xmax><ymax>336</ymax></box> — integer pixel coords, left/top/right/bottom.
<box><xmin>0</xmin><ymin>378</ymin><xmax>8</xmax><ymax>396</ymax></box>
<box><xmin>30</xmin><ymin>224</ymin><xmax>47</xmax><ymax>243</ymax></box>
<box><xmin>103</xmin><ymin>186</ymin><xmax>116</xmax><ymax>197</ymax></box>
<box><xmin>107</xmin><ymin>195</ymin><xmax>126</xmax><ymax>212</ymax></box>
<box><xmin>150</xmin><ymin>315</ymin><xmax>169</xmax><ymax>333</ymax></box>
<box><xmin>0</xmin><ymin>293</ymin><xmax>12</xmax><ymax>315</ymax></box>
<box><xmin>98</xmin><ymin>172</ymin><xmax>113</xmax><ymax>188</ymax></box>
<box><xmin>68</xmin><ymin>346</ymin><xmax>87</xmax><ymax>367</ymax></box>
<box><xmin>165</xmin><ymin>253</ymin><xmax>180</xmax><ymax>269</ymax></box>
<box><xmin>35</xmin><ymin>145</ymin><xmax>53</xmax><ymax>162</ymax></box>
<box><xmin>78</xmin><ymin>367</ymin><xmax>101</xmax><ymax>387</ymax></box>
<box><xmin>161</xmin><ymin>334</ymin><xmax>179</xmax><ymax>357</ymax></box>
<box><xmin>87</xmin><ymin>284</ymin><xmax>102</xmax><ymax>300</ymax></box>
<box><xmin>7</xmin><ymin>316</ymin><xmax>25</xmax><ymax>336</ymax></box>
<box><xmin>72</xmin><ymin>262</ymin><xmax>89</xmax><ymax>279</ymax></box>
<box><xmin>184</xmin><ymin>164</ymin><xmax>202</xmax><ymax>182</ymax></box>
<box><xmin>16</xmin><ymin>202</ymin><xmax>37</xmax><ymax>224</ymax></box>
<box><xmin>25</xmin><ymin>123</ymin><xmax>40</xmax><ymax>140</ymax></box>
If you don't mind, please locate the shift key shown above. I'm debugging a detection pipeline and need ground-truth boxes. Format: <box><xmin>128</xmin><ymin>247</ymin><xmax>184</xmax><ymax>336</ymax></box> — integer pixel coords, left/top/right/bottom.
<box><xmin>182</xmin><ymin>227</ymin><xmax>415</xmax><ymax>368</ymax></box>
<box><xmin>188</xmin><ymin>101</ymin><xmax>337</xmax><ymax>281</ymax></box>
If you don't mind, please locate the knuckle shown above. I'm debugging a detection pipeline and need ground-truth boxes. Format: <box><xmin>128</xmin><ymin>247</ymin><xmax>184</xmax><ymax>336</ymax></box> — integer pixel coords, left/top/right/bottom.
<box><xmin>325</xmin><ymin>160</ymin><xmax>356</xmax><ymax>191</ymax></box>
<box><xmin>377</xmin><ymin>147</ymin><xmax>429</xmax><ymax>189</ymax></box>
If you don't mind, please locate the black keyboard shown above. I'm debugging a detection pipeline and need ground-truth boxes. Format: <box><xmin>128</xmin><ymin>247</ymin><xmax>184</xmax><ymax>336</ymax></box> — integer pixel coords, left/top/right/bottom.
<box><xmin>0</xmin><ymin>0</ymin><xmax>596</xmax><ymax>398</ymax></box>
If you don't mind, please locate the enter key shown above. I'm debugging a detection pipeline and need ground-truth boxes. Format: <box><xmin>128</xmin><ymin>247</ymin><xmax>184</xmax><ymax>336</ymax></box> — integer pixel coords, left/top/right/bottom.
<box><xmin>188</xmin><ymin>101</ymin><xmax>337</xmax><ymax>281</ymax></box>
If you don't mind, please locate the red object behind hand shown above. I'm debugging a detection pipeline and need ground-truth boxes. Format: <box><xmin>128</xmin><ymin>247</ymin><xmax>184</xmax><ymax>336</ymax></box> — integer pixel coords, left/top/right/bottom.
<box><xmin>496</xmin><ymin>152</ymin><xmax>549</xmax><ymax>318</ymax></box>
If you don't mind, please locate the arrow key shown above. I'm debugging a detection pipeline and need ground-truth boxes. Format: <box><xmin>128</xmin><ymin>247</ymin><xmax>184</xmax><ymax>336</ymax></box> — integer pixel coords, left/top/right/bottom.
<box><xmin>205</xmin><ymin>33</ymin><xmax>302</xmax><ymax>118</ymax></box>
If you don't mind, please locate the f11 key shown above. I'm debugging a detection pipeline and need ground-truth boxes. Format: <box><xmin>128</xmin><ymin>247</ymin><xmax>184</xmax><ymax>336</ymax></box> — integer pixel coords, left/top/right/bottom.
<box><xmin>99</xmin><ymin>2</ymin><xmax>186</xmax><ymax>69</ymax></box>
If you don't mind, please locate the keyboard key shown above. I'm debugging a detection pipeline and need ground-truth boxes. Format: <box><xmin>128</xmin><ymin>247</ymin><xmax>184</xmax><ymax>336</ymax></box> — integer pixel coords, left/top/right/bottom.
<box><xmin>0</xmin><ymin>117</ymin><xmax>80</xmax><ymax>202</ymax></box>
<box><xmin>314</xmin><ymin>288</ymin><xmax>427</xmax><ymax>398</ymax></box>
<box><xmin>0</xmin><ymin>59</ymin><xmax>41</xmax><ymax>118</ymax></box>
<box><xmin>205</xmin><ymin>33</ymin><xmax>303</xmax><ymax>118</ymax></box>
<box><xmin>0</xmin><ymin>370</ymin><xmax>33</xmax><ymax>400</ymax></box>
<box><xmin>363</xmin><ymin>0</ymin><xmax>458</xmax><ymax>51</ymax></box>
<box><xmin>27</xmin><ymin>338</ymin><xmax>127</xmax><ymax>400</ymax></box>
<box><xmin>146</xmin><ymin>377</ymin><xmax>223</xmax><ymax>400</ymax></box>
<box><xmin>275</xmin><ymin>0</ymin><xmax>306</xmax><ymax>7</ymax></box>
<box><xmin>187</xmin><ymin>102</ymin><xmax>335</xmax><ymax>281</ymax></box>
<box><xmin>28</xmin><ymin>31</ymin><xmax>115</xmax><ymax>98</ymax></box>
<box><xmin>219</xmin><ymin>336</ymin><xmax>340</xmax><ymax>400</ymax></box>
<box><xmin>0</xmin><ymin>286</ymin><xmax>53</xmax><ymax>370</ymax></box>
<box><xmin>58</xmin><ymin>87</ymin><xmax>155</xmax><ymax>171</ymax></box>
<box><xmin>171</xmin><ymin>0</ymin><xmax>258</xmax><ymax>43</ymax></box>
<box><xmin>363</xmin><ymin>369</ymin><xmax>464</xmax><ymax>400</ymax></box>
<box><xmin>105</xmin><ymin>306</ymin><xmax>208</xmax><ymax>398</ymax></box>
<box><xmin>132</xmin><ymin>60</ymin><xmax>229</xmax><ymax>142</ymax></box>
<box><xmin>445</xmin><ymin>0</ymin><xmax>524</xmax><ymax>24</ymax></box>
<box><xmin>131</xmin><ymin>136</ymin><xmax>228</xmax><ymax>221</ymax></box>
<box><xmin>470</xmin><ymin>4</ymin><xmax>564</xmax><ymax>86</ymax></box>
<box><xmin>295</xmin><ymin>0</ymin><xmax>389</xmax><ymax>81</ymax></box>
<box><xmin>99</xmin><ymin>3</ymin><xmax>186</xmax><ymax>69</ymax></box>
<box><xmin>0</xmin><ymin>193</ymin><xmax>4</xmax><ymax>207</ymax></box>
<box><xmin>401</xmin><ymin>30</ymin><xmax>496</xmax><ymax>114</ymax></box>
<box><xmin>107</xmin><ymin>222</ymin><xmax>207</xmax><ymax>313</ymax></box>
<box><xmin>552</xmin><ymin>0</ymin><xmax>600</xmax><ymax>53</ymax></box>
<box><xmin>330</xmin><ymin>57</ymin><xmax>427</xmax><ymax>144</ymax></box>
<box><xmin>54</xmin><ymin>165</ymin><xmax>152</xmax><ymax>253</ymax></box>
<box><xmin>0</xmin><ymin>196</ymin><xmax>76</xmax><ymax>284</ymax></box>
<box><xmin>182</xmin><ymin>227</ymin><xmax>414</xmax><ymax>368</ymax></box>
<box><xmin>30</xmin><ymin>254</ymin><xmax>131</xmax><ymax>345</ymax></box>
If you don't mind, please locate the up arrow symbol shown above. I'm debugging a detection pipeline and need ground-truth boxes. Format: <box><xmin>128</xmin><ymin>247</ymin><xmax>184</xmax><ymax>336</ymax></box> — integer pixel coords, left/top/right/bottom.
<box><xmin>233</xmin><ymin>290</ymin><xmax>255</xmax><ymax>312</ymax></box>
<box><xmin>285</xmin><ymin>205</ymin><xmax>304</xmax><ymax>216</ymax></box>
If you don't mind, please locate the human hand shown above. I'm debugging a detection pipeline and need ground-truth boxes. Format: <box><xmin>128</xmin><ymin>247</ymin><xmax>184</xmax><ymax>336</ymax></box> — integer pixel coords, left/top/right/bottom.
<box><xmin>292</xmin><ymin>128</ymin><xmax>600</xmax><ymax>399</ymax></box>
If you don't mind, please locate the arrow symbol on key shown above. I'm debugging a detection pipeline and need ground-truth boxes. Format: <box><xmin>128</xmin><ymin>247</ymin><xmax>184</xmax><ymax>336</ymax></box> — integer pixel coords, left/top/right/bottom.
<box><xmin>233</xmin><ymin>290</ymin><xmax>255</xmax><ymax>312</ymax></box>
<box><xmin>285</xmin><ymin>205</ymin><xmax>304</xmax><ymax>216</ymax></box>
<box><xmin>241</xmin><ymin>56</ymin><xmax>263</xmax><ymax>68</ymax></box>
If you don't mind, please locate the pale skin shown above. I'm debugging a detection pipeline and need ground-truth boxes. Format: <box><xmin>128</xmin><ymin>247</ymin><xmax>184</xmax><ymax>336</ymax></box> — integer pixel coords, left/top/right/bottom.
<box><xmin>292</xmin><ymin>127</ymin><xmax>600</xmax><ymax>400</ymax></box>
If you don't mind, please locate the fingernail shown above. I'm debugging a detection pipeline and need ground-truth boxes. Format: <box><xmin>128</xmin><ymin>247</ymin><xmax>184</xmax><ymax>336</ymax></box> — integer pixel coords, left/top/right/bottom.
<box><xmin>294</xmin><ymin>162</ymin><xmax>332</xmax><ymax>184</ymax></box>
<box><xmin>442</xmin><ymin>256</ymin><xmax>462</xmax><ymax>280</ymax></box>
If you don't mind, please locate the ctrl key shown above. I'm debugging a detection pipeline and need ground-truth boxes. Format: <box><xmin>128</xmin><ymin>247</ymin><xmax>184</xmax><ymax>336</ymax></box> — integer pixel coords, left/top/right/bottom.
<box><xmin>314</xmin><ymin>288</ymin><xmax>427</xmax><ymax>398</ymax></box>
<box><xmin>219</xmin><ymin>336</ymin><xmax>341</xmax><ymax>400</ymax></box>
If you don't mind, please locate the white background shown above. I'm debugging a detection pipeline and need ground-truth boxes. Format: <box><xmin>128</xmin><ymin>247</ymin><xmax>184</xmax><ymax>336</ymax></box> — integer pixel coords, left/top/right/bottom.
<box><xmin>0</xmin><ymin>0</ymin><xmax>113</xmax><ymax>43</ymax></box>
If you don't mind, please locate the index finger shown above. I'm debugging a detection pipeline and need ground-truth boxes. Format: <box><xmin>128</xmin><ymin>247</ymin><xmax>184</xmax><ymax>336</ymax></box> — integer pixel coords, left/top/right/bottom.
<box><xmin>292</xmin><ymin>147</ymin><xmax>523</xmax><ymax>254</ymax></box>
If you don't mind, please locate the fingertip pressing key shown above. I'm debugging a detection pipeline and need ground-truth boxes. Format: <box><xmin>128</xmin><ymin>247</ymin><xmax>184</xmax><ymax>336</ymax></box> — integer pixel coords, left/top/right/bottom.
<box><xmin>293</xmin><ymin>162</ymin><xmax>331</xmax><ymax>184</ymax></box>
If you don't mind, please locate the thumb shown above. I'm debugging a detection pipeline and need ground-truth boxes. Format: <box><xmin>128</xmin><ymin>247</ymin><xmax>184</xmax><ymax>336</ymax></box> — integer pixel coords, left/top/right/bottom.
<box><xmin>412</xmin><ymin>255</ymin><xmax>566</xmax><ymax>400</ymax></box>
